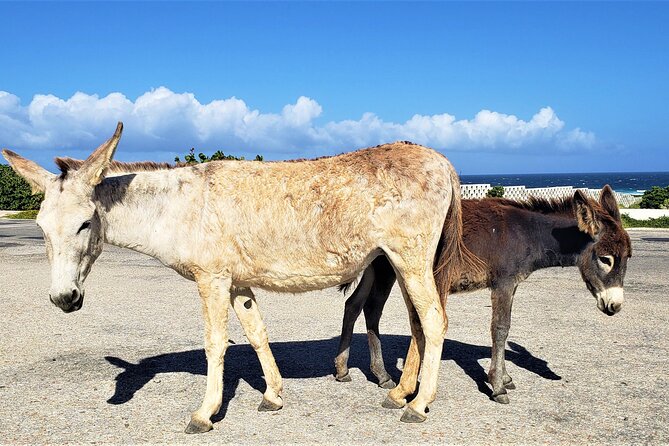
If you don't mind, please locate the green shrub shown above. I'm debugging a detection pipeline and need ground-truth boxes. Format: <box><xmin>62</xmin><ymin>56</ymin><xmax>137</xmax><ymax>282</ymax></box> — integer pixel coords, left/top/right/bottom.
<box><xmin>639</xmin><ymin>186</ymin><xmax>669</xmax><ymax>209</ymax></box>
<box><xmin>175</xmin><ymin>148</ymin><xmax>263</xmax><ymax>164</ymax></box>
<box><xmin>621</xmin><ymin>213</ymin><xmax>669</xmax><ymax>228</ymax></box>
<box><xmin>0</xmin><ymin>164</ymin><xmax>44</xmax><ymax>210</ymax></box>
<box><xmin>4</xmin><ymin>209</ymin><xmax>39</xmax><ymax>219</ymax></box>
<box><xmin>487</xmin><ymin>185</ymin><xmax>505</xmax><ymax>198</ymax></box>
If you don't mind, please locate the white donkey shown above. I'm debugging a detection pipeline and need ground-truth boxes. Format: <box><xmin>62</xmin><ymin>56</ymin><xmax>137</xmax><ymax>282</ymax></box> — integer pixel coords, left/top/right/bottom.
<box><xmin>3</xmin><ymin>123</ymin><xmax>467</xmax><ymax>432</ymax></box>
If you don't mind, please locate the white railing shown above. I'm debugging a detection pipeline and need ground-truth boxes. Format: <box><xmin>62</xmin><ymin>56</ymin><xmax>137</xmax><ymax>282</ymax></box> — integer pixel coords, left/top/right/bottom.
<box><xmin>460</xmin><ymin>184</ymin><xmax>641</xmax><ymax>208</ymax></box>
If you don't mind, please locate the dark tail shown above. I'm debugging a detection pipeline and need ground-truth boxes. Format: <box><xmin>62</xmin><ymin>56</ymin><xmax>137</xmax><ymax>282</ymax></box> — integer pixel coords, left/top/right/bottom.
<box><xmin>433</xmin><ymin>168</ymin><xmax>485</xmax><ymax>309</ymax></box>
<box><xmin>338</xmin><ymin>281</ymin><xmax>355</xmax><ymax>295</ymax></box>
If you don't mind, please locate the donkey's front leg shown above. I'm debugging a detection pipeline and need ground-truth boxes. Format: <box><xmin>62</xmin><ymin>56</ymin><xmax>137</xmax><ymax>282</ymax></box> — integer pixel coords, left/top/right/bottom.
<box><xmin>362</xmin><ymin>257</ymin><xmax>396</xmax><ymax>388</ymax></box>
<box><xmin>363</xmin><ymin>285</ymin><xmax>395</xmax><ymax>389</ymax></box>
<box><xmin>186</xmin><ymin>274</ymin><xmax>231</xmax><ymax>434</ymax></box>
<box><xmin>488</xmin><ymin>284</ymin><xmax>516</xmax><ymax>404</ymax></box>
<box><xmin>230</xmin><ymin>286</ymin><xmax>283</xmax><ymax>412</ymax></box>
<box><xmin>335</xmin><ymin>266</ymin><xmax>375</xmax><ymax>382</ymax></box>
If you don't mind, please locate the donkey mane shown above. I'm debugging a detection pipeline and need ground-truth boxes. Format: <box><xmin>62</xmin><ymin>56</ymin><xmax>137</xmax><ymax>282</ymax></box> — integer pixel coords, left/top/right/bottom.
<box><xmin>495</xmin><ymin>194</ymin><xmax>620</xmax><ymax>228</ymax></box>
<box><xmin>55</xmin><ymin>141</ymin><xmax>421</xmax><ymax>175</ymax></box>
<box><xmin>55</xmin><ymin>157</ymin><xmax>175</xmax><ymax>178</ymax></box>
<box><xmin>488</xmin><ymin>196</ymin><xmax>577</xmax><ymax>215</ymax></box>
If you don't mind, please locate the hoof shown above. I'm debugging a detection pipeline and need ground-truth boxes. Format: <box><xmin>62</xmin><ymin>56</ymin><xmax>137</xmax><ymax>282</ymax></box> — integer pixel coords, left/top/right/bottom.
<box><xmin>381</xmin><ymin>395</ymin><xmax>405</xmax><ymax>410</ymax></box>
<box><xmin>400</xmin><ymin>406</ymin><xmax>427</xmax><ymax>423</ymax></box>
<box><xmin>493</xmin><ymin>394</ymin><xmax>510</xmax><ymax>404</ymax></box>
<box><xmin>335</xmin><ymin>373</ymin><xmax>352</xmax><ymax>383</ymax></box>
<box><xmin>184</xmin><ymin>418</ymin><xmax>213</xmax><ymax>434</ymax></box>
<box><xmin>504</xmin><ymin>381</ymin><xmax>516</xmax><ymax>390</ymax></box>
<box><xmin>378</xmin><ymin>378</ymin><xmax>396</xmax><ymax>389</ymax></box>
<box><xmin>258</xmin><ymin>397</ymin><xmax>283</xmax><ymax>412</ymax></box>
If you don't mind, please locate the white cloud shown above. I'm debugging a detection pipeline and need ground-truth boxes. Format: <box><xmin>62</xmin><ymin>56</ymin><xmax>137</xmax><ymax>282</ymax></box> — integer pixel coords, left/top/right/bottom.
<box><xmin>0</xmin><ymin>87</ymin><xmax>596</xmax><ymax>158</ymax></box>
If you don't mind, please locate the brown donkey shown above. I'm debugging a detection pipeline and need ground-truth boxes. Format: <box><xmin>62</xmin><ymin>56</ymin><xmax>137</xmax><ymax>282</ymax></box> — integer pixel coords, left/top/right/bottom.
<box><xmin>335</xmin><ymin>186</ymin><xmax>632</xmax><ymax>403</ymax></box>
<box><xmin>3</xmin><ymin>125</ymin><xmax>467</xmax><ymax>430</ymax></box>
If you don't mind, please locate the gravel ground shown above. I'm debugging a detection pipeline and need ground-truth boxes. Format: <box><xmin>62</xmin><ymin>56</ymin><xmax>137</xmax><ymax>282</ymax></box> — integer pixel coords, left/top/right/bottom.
<box><xmin>0</xmin><ymin>219</ymin><xmax>667</xmax><ymax>445</ymax></box>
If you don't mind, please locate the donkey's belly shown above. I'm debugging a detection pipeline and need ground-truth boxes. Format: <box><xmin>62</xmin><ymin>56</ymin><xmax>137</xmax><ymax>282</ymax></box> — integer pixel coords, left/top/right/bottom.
<box><xmin>232</xmin><ymin>247</ymin><xmax>382</xmax><ymax>293</ymax></box>
<box><xmin>236</xmin><ymin>274</ymin><xmax>354</xmax><ymax>293</ymax></box>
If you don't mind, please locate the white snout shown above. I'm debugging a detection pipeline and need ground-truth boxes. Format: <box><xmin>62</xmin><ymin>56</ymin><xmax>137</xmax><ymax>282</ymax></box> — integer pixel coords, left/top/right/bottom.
<box><xmin>49</xmin><ymin>257</ymin><xmax>83</xmax><ymax>304</ymax></box>
<box><xmin>596</xmin><ymin>286</ymin><xmax>624</xmax><ymax>315</ymax></box>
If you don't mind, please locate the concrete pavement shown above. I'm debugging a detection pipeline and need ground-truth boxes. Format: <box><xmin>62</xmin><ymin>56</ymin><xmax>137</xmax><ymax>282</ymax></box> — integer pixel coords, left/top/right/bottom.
<box><xmin>0</xmin><ymin>220</ymin><xmax>667</xmax><ymax>444</ymax></box>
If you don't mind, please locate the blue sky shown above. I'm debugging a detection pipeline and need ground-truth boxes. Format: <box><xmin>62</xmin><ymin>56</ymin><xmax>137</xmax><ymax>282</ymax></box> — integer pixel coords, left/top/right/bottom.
<box><xmin>1</xmin><ymin>1</ymin><xmax>667</xmax><ymax>174</ymax></box>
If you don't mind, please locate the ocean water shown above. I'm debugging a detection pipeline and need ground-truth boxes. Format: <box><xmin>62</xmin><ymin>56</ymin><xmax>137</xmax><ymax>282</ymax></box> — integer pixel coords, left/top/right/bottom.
<box><xmin>460</xmin><ymin>172</ymin><xmax>669</xmax><ymax>195</ymax></box>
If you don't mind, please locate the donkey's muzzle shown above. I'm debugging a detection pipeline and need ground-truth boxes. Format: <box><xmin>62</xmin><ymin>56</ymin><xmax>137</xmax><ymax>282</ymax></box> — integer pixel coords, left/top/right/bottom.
<box><xmin>50</xmin><ymin>289</ymin><xmax>84</xmax><ymax>313</ymax></box>
<box><xmin>602</xmin><ymin>301</ymin><xmax>621</xmax><ymax>316</ymax></box>
<box><xmin>596</xmin><ymin>286</ymin><xmax>623</xmax><ymax>317</ymax></box>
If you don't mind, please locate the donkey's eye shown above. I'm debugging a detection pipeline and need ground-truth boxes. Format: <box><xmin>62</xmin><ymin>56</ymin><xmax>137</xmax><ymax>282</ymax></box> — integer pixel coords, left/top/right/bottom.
<box><xmin>77</xmin><ymin>221</ymin><xmax>91</xmax><ymax>234</ymax></box>
<box><xmin>598</xmin><ymin>256</ymin><xmax>614</xmax><ymax>268</ymax></box>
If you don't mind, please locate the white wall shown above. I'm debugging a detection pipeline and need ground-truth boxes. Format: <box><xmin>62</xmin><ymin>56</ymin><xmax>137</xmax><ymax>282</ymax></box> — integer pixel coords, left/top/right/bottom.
<box><xmin>461</xmin><ymin>183</ymin><xmax>641</xmax><ymax>207</ymax></box>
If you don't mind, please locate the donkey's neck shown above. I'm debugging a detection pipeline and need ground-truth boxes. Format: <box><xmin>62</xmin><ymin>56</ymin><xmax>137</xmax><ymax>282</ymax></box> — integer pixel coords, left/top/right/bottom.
<box><xmin>94</xmin><ymin>171</ymin><xmax>200</xmax><ymax>273</ymax></box>
<box><xmin>531</xmin><ymin>213</ymin><xmax>593</xmax><ymax>271</ymax></box>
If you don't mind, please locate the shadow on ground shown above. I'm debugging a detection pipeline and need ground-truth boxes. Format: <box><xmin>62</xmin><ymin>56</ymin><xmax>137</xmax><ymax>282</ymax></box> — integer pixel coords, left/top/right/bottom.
<box><xmin>105</xmin><ymin>335</ymin><xmax>560</xmax><ymax>420</ymax></box>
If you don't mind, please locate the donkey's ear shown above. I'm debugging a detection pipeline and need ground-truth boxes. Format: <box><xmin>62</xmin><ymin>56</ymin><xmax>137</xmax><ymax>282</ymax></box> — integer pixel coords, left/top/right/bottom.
<box><xmin>2</xmin><ymin>149</ymin><xmax>55</xmax><ymax>194</ymax></box>
<box><xmin>76</xmin><ymin>122</ymin><xmax>123</xmax><ymax>187</ymax></box>
<box><xmin>599</xmin><ymin>185</ymin><xmax>621</xmax><ymax>221</ymax></box>
<box><xmin>573</xmin><ymin>190</ymin><xmax>600</xmax><ymax>238</ymax></box>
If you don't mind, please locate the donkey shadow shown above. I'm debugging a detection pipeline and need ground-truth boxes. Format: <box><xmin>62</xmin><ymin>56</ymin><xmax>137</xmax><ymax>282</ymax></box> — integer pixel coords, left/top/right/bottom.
<box><xmin>105</xmin><ymin>335</ymin><xmax>560</xmax><ymax>420</ymax></box>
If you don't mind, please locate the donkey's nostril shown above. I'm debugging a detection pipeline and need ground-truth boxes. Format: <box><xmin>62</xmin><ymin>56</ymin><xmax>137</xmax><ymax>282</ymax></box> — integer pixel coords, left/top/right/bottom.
<box><xmin>603</xmin><ymin>302</ymin><xmax>620</xmax><ymax>316</ymax></box>
<box><xmin>71</xmin><ymin>289</ymin><xmax>80</xmax><ymax>303</ymax></box>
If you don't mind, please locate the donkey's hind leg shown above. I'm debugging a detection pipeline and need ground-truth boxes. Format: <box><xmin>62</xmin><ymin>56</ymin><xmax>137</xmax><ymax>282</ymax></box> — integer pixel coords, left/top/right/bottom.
<box><xmin>383</xmin><ymin>250</ymin><xmax>447</xmax><ymax>423</ymax></box>
<box><xmin>488</xmin><ymin>284</ymin><xmax>516</xmax><ymax>404</ymax></box>
<box><xmin>383</xmin><ymin>305</ymin><xmax>423</xmax><ymax>410</ymax></box>
<box><xmin>400</xmin><ymin>273</ymin><xmax>445</xmax><ymax>422</ymax></box>
<box><xmin>335</xmin><ymin>266</ymin><xmax>376</xmax><ymax>382</ymax></box>
<box><xmin>186</xmin><ymin>274</ymin><xmax>231</xmax><ymax>434</ymax></box>
<box><xmin>230</xmin><ymin>287</ymin><xmax>283</xmax><ymax>412</ymax></box>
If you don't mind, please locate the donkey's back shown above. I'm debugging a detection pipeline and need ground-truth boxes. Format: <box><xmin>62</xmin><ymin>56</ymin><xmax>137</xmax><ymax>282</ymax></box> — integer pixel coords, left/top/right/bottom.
<box><xmin>184</xmin><ymin>141</ymin><xmax>456</xmax><ymax>292</ymax></box>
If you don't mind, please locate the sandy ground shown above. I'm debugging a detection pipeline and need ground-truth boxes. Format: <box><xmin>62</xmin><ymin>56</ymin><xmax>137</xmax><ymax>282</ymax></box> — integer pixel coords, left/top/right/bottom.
<box><xmin>0</xmin><ymin>219</ymin><xmax>667</xmax><ymax>445</ymax></box>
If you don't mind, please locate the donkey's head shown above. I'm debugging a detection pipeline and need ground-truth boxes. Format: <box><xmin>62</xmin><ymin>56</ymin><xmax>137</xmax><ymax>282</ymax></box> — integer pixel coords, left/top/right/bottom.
<box><xmin>573</xmin><ymin>185</ymin><xmax>632</xmax><ymax>316</ymax></box>
<box><xmin>2</xmin><ymin>123</ymin><xmax>123</xmax><ymax>313</ymax></box>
